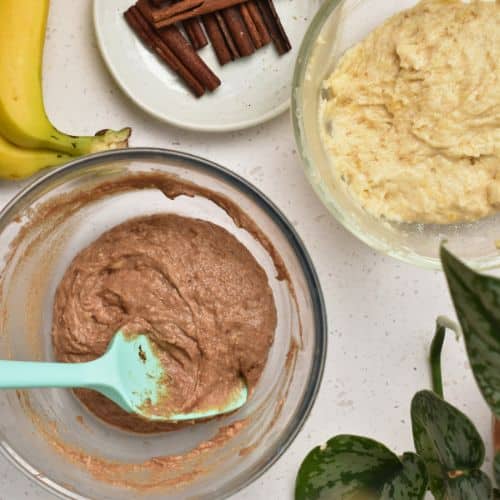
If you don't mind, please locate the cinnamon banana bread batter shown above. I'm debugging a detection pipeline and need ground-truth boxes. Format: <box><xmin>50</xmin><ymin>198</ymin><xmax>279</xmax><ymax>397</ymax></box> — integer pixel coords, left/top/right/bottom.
<box><xmin>52</xmin><ymin>214</ymin><xmax>276</xmax><ymax>433</ymax></box>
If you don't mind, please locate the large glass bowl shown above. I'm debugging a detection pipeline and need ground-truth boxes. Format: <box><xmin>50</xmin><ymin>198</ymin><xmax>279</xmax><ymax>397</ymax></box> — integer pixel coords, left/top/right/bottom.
<box><xmin>292</xmin><ymin>0</ymin><xmax>500</xmax><ymax>270</ymax></box>
<box><xmin>0</xmin><ymin>149</ymin><xmax>326</xmax><ymax>499</ymax></box>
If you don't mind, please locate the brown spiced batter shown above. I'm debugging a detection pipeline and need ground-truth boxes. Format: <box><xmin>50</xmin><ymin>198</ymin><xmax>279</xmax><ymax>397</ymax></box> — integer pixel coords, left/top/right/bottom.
<box><xmin>52</xmin><ymin>214</ymin><xmax>276</xmax><ymax>433</ymax></box>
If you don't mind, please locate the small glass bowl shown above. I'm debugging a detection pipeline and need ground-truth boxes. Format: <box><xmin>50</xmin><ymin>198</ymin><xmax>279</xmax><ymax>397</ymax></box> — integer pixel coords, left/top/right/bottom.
<box><xmin>292</xmin><ymin>0</ymin><xmax>500</xmax><ymax>270</ymax></box>
<box><xmin>0</xmin><ymin>149</ymin><xmax>326</xmax><ymax>499</ymax></box>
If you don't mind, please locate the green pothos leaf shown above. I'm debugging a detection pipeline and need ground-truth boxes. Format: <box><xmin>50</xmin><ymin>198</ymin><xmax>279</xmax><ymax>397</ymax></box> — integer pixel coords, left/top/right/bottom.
<box><xmin>295</xmin><ymin>435</ymin><xmax>427</xmax><ymax>500</ymax></box>
<box><xmin>411</xmin><ymin>390</ymin><xmax>486</xmax><ymax>499</ymax></box>
<box><xmin>445</xmin><ymin>470</ymin><xmax>492</xmax><ymax>500</ymax></box>
<box><xmin>495</xmin><ymin>452</ymin><xmax>500</xmax><ymax>487</ymax></box>
<box><xmin>441</xmin><ymin>246</ymin><xmax>500</xmax><ymax>418</ymax></box>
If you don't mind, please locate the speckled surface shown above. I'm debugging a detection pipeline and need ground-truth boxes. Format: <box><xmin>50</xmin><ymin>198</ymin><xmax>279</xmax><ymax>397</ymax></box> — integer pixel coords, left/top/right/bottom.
<box><xmin>0</xmin><ymin>1</ymin><xmax>492</xmax><ymax>499</ymax></box>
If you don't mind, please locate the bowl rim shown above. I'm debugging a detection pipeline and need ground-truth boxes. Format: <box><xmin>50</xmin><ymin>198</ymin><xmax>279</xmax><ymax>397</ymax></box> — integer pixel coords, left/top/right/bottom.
<box><xmin>0</xmin><ymin>147</ymin><xmax>327</xmax><ymax>499</ymax></box>
<box><xmin>291</xmin><ymin>0</ymin><xmax>420</xmax><ymax>267</ymax></box>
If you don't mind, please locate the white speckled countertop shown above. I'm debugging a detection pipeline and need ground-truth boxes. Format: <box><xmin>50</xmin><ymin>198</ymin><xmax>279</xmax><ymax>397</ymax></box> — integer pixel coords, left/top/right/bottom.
<box><xmin>0</xmin><ymin>1</ymin><xmax>492</xmax><ymax>498</ymax></box>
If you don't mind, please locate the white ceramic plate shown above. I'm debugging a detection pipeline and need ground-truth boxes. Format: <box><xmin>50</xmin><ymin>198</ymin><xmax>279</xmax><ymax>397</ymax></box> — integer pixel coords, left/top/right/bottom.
<box><xmin>93</xmin><ymin>0</ymin><xmax>321</xmax><ymax>131</ymax></box>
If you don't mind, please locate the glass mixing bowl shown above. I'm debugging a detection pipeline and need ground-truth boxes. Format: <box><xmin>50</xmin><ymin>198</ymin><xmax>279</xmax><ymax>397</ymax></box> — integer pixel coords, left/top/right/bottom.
<box><xmin>292</xmin><ymin>0</ymin><xmax>500</xmax><ymax>270</ymax></box>
<box><xmin>0</xmin><ymin>149</ymin><xmax>326</xmax><ymax>499</ymax></box>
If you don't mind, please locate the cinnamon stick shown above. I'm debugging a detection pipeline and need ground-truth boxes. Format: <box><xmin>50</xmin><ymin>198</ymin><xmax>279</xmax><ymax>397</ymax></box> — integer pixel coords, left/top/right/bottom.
<box><xmin>246</xmin><ymin>0</ymin><xmax>271</xmax><ymax>46</ymax></box>
<box><xmin>153</xmin><ymin>0</ymin><xmax>248</xmax><ymax>28</ymax></box>
<box><xmin>125</xmin><ymin>7</ymin><xmax>155</xmax><ymax>50</ymax></box>
<box><xmin>202</xmin><ymin>13</ymin><xmax>233</xmax><ymax>65</ymax></box>
<box><xmin>135</xmin><ymin>0</ymin><xmax>155</xmax><ymax>22</ymax></box>
<box><xmin>239</xmin><ymin>3</ymin><xmax>263</xmax><ymax>49</ymax></box>
<box><xmin>256</xmin><ymin>0</ymin><xmax>291</xmax><ymax>55</ymax></box>
<box><xmin>155</xmin><ymin>24</ymin><xmax>220</xmax><ymax>91</ymax></box>
<box><xmin>124</xmin><ymin>7</ymin><xmax>205</xmax><ymax>96</ymax></box>
<box><xmin>221</xmin><ymin>7</ymin><xmax>254</xmax><ymax>57</ymax></box>
<box><xmin>215</xmin><ymin>11</ymin><xmax>240</xmax><ymax>60</ymax></box>
<box><xmin>182</xmin><ymin>17</ymin><xmax>208</xmax><ymax>50</ymax></box>
<box><xmin>136</xmin><ymin>0</ymin><xmax>219</xmax><ymax>90</ymax></box>
<box><xmin>143</xmin><ymin>0</ymin><xmax>207</xmax><ymax>50</ymax></box>
<box><xmin>153</xmin><ymin>0</ymin><xmax>202</xmax><ymax>22</ymax></box>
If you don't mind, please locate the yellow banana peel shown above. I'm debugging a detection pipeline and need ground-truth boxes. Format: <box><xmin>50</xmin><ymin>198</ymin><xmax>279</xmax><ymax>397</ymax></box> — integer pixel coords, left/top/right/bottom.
<box><xmin>0</xmin><ymin>133</ymin><xmax>71</xmax><ymax>180</ymax></box>
<box><xmin>0</xmin><ymin>0</ymin><xmax>131</xmax><ymax>157</ymax></box>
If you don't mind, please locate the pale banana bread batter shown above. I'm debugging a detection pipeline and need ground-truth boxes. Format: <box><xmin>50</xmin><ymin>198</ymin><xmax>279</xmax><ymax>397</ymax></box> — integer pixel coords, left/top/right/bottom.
<box><xmin>320</xmin><ymin>0</ymin><xmax>500</xmax><ymax>224</ymax></box>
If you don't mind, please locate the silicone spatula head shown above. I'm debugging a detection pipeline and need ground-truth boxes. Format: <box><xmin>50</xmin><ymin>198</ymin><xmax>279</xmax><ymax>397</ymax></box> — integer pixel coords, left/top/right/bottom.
<box><xmin>99</xmin><ymin>330</ymin><xmax>248</xmax><ymax>422</ymax></box>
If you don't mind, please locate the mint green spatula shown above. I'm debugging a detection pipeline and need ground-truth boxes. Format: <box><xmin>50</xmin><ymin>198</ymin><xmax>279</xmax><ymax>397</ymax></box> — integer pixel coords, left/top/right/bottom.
<box><xmin>0</xmin><ymin>330</ymin><xmax>248</xmax><ymax>422</ymax></box>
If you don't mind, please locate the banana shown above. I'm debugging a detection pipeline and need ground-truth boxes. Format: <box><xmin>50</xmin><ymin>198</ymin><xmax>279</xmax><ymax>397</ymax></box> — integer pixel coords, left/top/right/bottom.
<box><xmin>0</xmin><ymin>0</ymin><xmax>131</xmax><ymax>156</ymax></box>
<box><xmin>0</xmin><ymin>133</ymin><xmax>71</xmax><ymax>180</ymax></box>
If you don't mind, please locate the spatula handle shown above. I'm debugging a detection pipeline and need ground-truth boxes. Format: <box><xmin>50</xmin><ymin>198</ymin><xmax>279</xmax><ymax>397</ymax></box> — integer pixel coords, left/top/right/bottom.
<box><xmin>0</xmin><ymin>359</ymin><xmax>103</xmax><ymax>390</ymax></box>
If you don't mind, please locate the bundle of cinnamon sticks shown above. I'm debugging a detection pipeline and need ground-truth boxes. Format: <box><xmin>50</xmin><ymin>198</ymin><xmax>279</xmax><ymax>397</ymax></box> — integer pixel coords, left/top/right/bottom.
<box><xmin>124</xmin><ymin>0</ymin><xmax>291</xmax><ymax>97</ymax></box>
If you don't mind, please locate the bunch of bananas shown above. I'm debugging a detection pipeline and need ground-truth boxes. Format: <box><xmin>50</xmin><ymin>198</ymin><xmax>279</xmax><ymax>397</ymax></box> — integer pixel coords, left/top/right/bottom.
<box><xmin>0</xmin><ymin>0</ymin><xmax>131</xmax><ymax>179</ymax></box>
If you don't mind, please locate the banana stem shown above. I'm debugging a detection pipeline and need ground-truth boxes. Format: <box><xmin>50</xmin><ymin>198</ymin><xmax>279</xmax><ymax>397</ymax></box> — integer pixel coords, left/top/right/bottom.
<box><xmin>48</xmin><ymin>127</ymin><xmax>132</xmax><ymax>156</ymax></box>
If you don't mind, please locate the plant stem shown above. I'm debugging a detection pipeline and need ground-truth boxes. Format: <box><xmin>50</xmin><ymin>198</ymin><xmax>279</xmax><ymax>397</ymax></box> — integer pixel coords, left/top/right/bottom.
<box><xmin>430</xmin><ymin>323</ymin><xmax>445</xmax><ymax>398</ymax></box>
<box><xmin>429</xmin><ymin>316</ymin><xmax>461</xmax><ymax>399</ymax></box>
